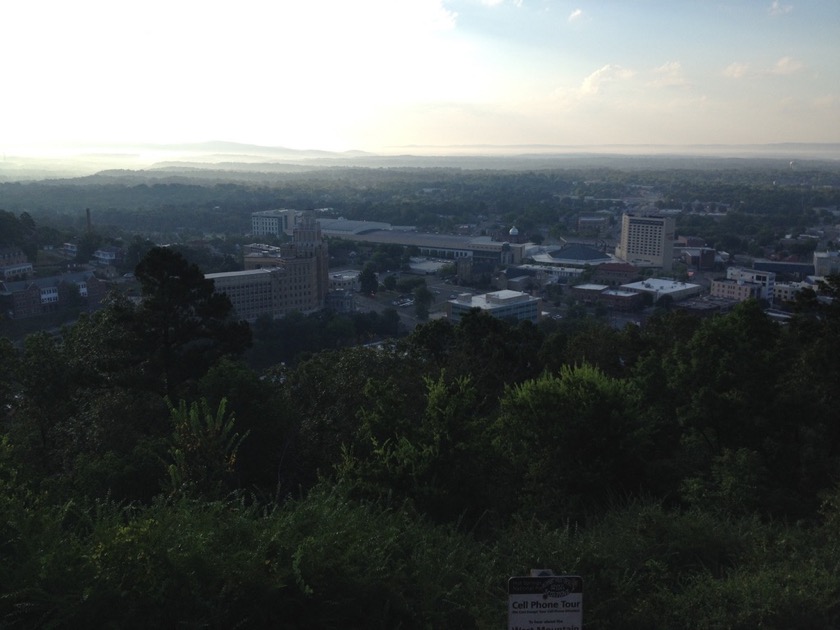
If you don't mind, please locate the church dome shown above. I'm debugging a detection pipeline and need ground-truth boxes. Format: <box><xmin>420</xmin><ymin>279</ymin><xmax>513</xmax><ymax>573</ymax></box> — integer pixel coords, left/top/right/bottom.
<box><xmin>509</xmin><ymin>226</ymin><xmax>519</xmax><ymax>236</ymax></box>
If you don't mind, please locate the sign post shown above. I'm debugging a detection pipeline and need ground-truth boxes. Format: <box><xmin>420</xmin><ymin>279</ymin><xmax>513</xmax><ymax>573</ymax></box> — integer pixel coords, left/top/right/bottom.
<box><xmin>508</xmin><ymin>575</ymin><xmax>583</xmax><ymax>630</ymax></box>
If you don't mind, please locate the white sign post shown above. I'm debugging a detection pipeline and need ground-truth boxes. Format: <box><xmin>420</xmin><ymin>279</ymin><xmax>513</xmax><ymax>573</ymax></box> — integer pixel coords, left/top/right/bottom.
<box><xmin>508</xmin><ymin>575</ymin><xmax>583</xmax><ymax>630</ymax></box>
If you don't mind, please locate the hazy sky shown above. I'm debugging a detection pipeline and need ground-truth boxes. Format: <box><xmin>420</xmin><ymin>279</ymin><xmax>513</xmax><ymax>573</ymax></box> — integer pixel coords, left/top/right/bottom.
<box><xmin>2</xmin><ymin>0</ymin><xmax>838</xmax><ymax>153</ymax></box>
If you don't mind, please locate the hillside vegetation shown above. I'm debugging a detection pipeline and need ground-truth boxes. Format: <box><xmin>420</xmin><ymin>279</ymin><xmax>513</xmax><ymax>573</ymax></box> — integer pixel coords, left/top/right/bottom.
<box><xmin>2</xmin><ymin>244</ymin><xmax>840</xmax><ymax>627</ymax></box>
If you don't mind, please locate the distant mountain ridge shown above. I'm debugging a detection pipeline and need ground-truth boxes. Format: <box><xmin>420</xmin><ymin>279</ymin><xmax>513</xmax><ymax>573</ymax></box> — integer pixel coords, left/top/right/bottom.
<box><xmin>2</xmin><ymin>140</ymin><xmax>838</xmax><ymax>182</ymax></box>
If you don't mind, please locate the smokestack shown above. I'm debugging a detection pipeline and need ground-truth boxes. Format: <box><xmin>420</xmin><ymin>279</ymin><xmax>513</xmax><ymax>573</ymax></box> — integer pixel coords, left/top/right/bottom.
<box><xmin>86</xmin><ymin>208</ymin><xmax>91</xmax><ymax>233</ymax></box>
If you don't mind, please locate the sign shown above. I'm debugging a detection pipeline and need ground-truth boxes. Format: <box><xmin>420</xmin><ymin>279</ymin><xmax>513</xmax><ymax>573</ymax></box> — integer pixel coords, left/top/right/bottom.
<box><xmin>508</xmin><ymin>575</ymin><xmax>583</xmax><ymax>630</ymax></box>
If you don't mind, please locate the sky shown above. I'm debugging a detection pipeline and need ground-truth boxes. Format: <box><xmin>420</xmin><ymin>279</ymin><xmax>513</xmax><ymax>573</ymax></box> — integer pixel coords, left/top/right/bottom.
<box><xmin>1</xmin><ymin>0</ymin><xmax>839</xmax><ymax>154</ymax></box>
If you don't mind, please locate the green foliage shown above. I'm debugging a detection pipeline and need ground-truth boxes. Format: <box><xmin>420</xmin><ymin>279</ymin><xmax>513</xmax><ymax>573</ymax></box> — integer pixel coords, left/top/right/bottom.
<box><xmin>6</xmin><ymin>215</ymin><xmax>840</xmax><ymax>626</ymax></box>
<box><xmin>413</xmin><ymin>284</ymin><xmax>433</xmax><ymax>320</ymax></box>
<box><xmin>340</xmin><ymin>372</ymin><xmax>501</xmax><ymax>522</ymax></box>
<box><xmin>494</xmin><ymin>364</ymin><xmax>650</xmax><ymax>520</ymax></box>
<box><xmin>358</xmin><ymin>262</ymin><xmax>378</xmax><ymax>295</ymax></box>
<box><xmin>395</xmin><ymin>275</ymin><xmax>426</xmax><ymax>294</ymax></box>
<box><xmin>132</xmin><ymin>246</ymin><xmax>252</xmax><ymax>396</ymax></box>
<box><xmin>167</xmin><ymin>398</ymin><xmax>249</xmax><ymax>498</ymax></box>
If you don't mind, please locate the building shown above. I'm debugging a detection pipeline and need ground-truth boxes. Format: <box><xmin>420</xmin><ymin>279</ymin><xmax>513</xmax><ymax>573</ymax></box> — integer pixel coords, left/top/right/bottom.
<box><xmin>0</xmin><ymin>261</ymin><xmax>33</xmax><ymax>281</ymax></box>
<box><xmin>317</xmin><ymin>218</ymin><xmax>527</xmax><ymax>267</ymax></box>
<box><xmin>93</xmin><ymin>245</ymin><xmax>124</xmax><ymax>267</ymax></box>
<box><xmin>615</xmin><ymin>212</ymin><xmax>675</xmax><ymax>271</ymax></box>
<box><xmin>577</xmin><ymin>214</ymin><xmax>609</xmax><ymax>233</ymax></box>
<box><xmin>328</xmin><ymin>270</ymin><xmax>361</xmax><ymax>293</ymax></box>
<box><xmin>753</xmin><ymin>259</ymin><xmax>814</xmax><ymax>279</ymax></box>
<box><xmin>242</xmin><ymin>244</ymin><xmax>285</xmax><ymax>270</ymax></box>
<box><xmin>725</xmin><ymin>267</ymin><xmax>776</xmax><ymax>303</ymax></box>
<box><xmin>209</xmin><ymin>214</ymin><xmax>329</xmax><ymax>320</ymax></box>
<box><xmin>251</xmin><ymin>209</ymin><xmax>297</xmax><ymax>237</ymax></box>
<box><xmin>678</xmin><ymin>247</ymin><xmax>718</xmax><ymax>271</ymax></box>
<box><xmin>62</xmin><ymin>243</ymin><xmax>79</xmax><ymax>258</ymax></box>
<box><xmin>591</xmin><ymin>262</ymin><xmax>640</xmax><ymax>286</ymax></box>
<box><xmin>0</xmin><ymin>272</ymin><xmax>107</xmax><ymax>319</ymax></box>
<box><xmin>569</xmin><ymin>283</ymin><xmax>610</xmax><ymax>303</ymax></box>
<box><xmin>674</xmin><ymin>296</ymin><xmax>739</xmax><ymax>318</ymax></box>
<box><xmin>0</xmin><ymin>248</ymin><xmax>33</xmax><ymax>281</ymax></box>
<box><xmin>599</xmin><ymin>288</ymin><xmax>645</xmax><ymax>311</ymax></box>
<box><xmin>774</xmin><ymin>280</ymin><xmax>811</xmax><ymax>304</ymax></box>
<box><xmin>0</xmin><ymin>247</ymin><xmax>27</xmax><ymax>267</ymax></box>
<box><xmin>204</xmin><ymin>269</ymin><xmax>283</xmax><ymax>321</ymax></box>
<box><xmin>710</xmin><ymin>278</ymin><xmax>762</xmax><ymax>302</ymax></box>
<box><xmin>446</xmin><ymin>289</ymin><xmax>541</xmax><ymax>323</ymax></box>
<box><xmin>530</xmin><ymin>242</ymin><xmax>615</xmax><ymax>268</ymax></box>
<box><xmin>620</xmin><ymin>278</ymin><xmax>703</xmax><ymax>303</ymax></box>
<box><xmin>813</xmin><ymin>251</ymin><xmax>840</xmax><ymax>277</ymax></box>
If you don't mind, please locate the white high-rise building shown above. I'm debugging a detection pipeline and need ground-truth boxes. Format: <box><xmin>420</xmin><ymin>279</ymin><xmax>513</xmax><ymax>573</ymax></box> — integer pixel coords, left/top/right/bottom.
<box><xmin>615</xmin><ymin>213</ymin><xmax>675</xmax><ymax>271</ymax></box>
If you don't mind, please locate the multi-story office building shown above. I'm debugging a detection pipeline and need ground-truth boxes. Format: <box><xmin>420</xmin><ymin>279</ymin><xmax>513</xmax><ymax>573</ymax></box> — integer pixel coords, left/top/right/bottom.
<box><xmin>251</xmin><ymin>209</ymin><xmax>298</xmax><ymax>237</ymax></box>
<box><xmin>725</xmin><ymin>267</ymin><xmax>776</xmax><ymax>303</ymax></box>
<box><xmin>446</xmin><ymin>290</ymin><xmax>541</xmax><ymax>323</ymax></box>
<box><xmin>615</xmin><ymin>213</ymin><xmax>675</xmax><ymax>271</ymax></box>
<box><xmin>209</xmin><ymin>214</ymin><xmax>329</xmax><ymax>320</ymax></box>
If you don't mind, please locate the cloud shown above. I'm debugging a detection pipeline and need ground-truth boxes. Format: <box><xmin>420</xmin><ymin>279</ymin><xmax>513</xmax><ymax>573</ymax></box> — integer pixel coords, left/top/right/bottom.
<box><xmin>723</xmin><ymin>62</ymin><xmax>751</xmax><ymax>79</ymax></box>
<box><xmin>723</xmin><ymin>57</ymin><xmax>803</xmax><ymax>79</ymax></box>
<box><xmin>579</xmin><ymin>64</ymin><xmax>635</xmax><ymax>96</ymax></box>
<box><xmin>769</xmin><ymin>1</ymin><xmax>793</xmax><ymax>16</ymax></box>
<box><xmin>476</xmin><ymin>0</ymin><xmax>523</xmax><ymax>6</ymax></box>
<box><xmin>649</xmin><ymin>61</ymin><xmax>689</xmax><ymax>88</ymax></box>
<box><xmin>568</xmin><ymin>8</ymin><xmax>583</xmax><ymax>22</ymax></box>
<box><xmin>771</xmin><ymin>56</ymin><xmax>804</xmax><ymax>75</ymax></box>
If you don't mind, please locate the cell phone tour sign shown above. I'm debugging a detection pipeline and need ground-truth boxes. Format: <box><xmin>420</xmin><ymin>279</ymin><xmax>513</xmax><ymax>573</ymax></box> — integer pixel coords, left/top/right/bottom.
<box><xmin>508</xmin><ymin>575</ymin><xmax>583</xmax><ymax>630</ymax></box>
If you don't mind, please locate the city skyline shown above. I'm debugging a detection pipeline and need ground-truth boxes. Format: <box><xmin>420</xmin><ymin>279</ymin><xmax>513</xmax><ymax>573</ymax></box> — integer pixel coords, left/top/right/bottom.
<box><xmin>2</xmin><ymin>0</ymin><xmax>839</xmax><ymax>155</ymax></box>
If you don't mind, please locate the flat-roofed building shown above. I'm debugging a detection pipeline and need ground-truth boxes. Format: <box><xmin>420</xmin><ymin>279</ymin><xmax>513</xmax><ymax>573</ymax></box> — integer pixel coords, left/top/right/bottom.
<box><xmin>569</xmin><ymin>283</ymin><xmax>610</xmax><ymax>303</ymax></box>
<box><xmin>710</xmin><ymin>278</ymin><xmax>762</xmax><ymax>302</ymax></box>
<box><xmin>329</xmin><ymin>270</ymin><xmax>360</xmax><ymax>292</ymax></box>
<box><xmin>206</xmin><ymin>268</ymin><xmax>282</xmax><ymax>321</ymax></box>
<box><xmin>615</xmin><ymin>213</ymin><xmax>675</xmax><ymax>271</ymax></box>
<box><xmin>774</xmin><ymin>280</ymin><xmax>811</xmax><ymax>304</ymax></box>
<box><xmin>674</xmin><ymin>296</ymin><xmax>739</xmax><ymax>318</ymax></box>
<box><xmin>726</xmin><ymin>266</ymin><xmax>775</xmax><ymax>303</ymax></box>
<box><xmin>243</xmin><ymin>244</ymin><xmax>285</xmax><ymax>270</ymax></box>
<box><xmin>621</xmin><ymin>278</ymin><xmax>702</xmax><ymax>303</ymax></box>
<box><xmin>318</xmin><ymin>219</ymin><xmax>527</xmax><ymax>266</ymax></box>
<box><xmin>447</xmin><ymin>289</ymin><xmax>541</xmax><ymax>323</ymax></box>
<box><xmin>592</xmin><ymin>262</ymin><xmax>640</xmax><ymax>286</ymax></box>
<box><xmin>600</xmin><ymin>288</ymin><xmax>644</xmax><ymax>311</ymax></box>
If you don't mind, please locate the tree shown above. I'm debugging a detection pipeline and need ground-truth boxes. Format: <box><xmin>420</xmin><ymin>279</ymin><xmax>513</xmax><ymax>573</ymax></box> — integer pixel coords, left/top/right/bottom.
<box><xmin>133</xmin><ymin>247</ymin><xmax>251</xmax><ymax>397</ymax></box>
<box><xmin>359</xmin><ymin>263</ymin><xmax>378</xmax><ymax>295</ymax></box>
<box><xmin>167</xmin><ymin>398</ymin><xmax>249</xmax><ymax>498</ymax></box>
<box><xmin>197</xmin><ymin>358</ymin><xmax>289</xmax><ymax>493</ymax></box>
<box><xmin>413</xmin><ymin>284</ymin><xmax>433</xmax><ymax>320</ymax></box>
<box><xmin>382</xmin><ymin>274</ymin><xmax>398</xmax><ymax>292</ymax></box>
<box><xmin>0</xmin><ymin>339</ymin><xmax>19</xmax><ymax>423</ymax></box>
<box><xmin>493</xmin><ymin>364</ymin><xmax>649</xmax><ymax>520</ymax></box>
